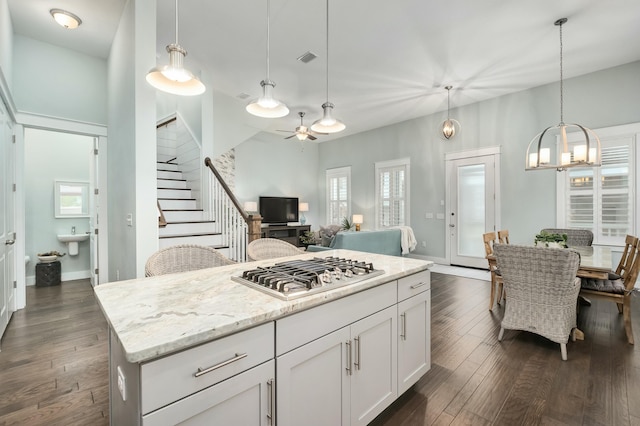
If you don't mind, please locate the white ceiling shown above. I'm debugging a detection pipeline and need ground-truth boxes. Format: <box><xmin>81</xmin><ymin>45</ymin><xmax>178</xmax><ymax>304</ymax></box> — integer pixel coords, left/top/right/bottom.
<box><xmin>8</xmin><ymin>0</ymin><xmax>640</xmax><ymax>141</ymax></box>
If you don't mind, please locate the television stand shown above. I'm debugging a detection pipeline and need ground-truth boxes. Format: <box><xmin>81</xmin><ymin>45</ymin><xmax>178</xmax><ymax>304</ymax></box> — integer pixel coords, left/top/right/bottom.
<box><xmin>261</xmin><ymin>225</ymin><xmax>310</xmax><ymax>247</ymax></box>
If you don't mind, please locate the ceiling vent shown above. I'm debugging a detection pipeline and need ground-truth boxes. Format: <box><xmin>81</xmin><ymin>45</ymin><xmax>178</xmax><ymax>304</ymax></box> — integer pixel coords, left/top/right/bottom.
<box><xmin>236</xmin><ymin>92</ymin><xmax>251</xmax><ymax>100</ymax></box>
<box><xmin>297</xmin><ymin>51</ymin><xmax>317</xmax><ymax>63</ymax></box>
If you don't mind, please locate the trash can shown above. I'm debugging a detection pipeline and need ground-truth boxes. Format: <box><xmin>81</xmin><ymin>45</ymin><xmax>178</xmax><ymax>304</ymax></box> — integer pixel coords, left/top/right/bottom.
<box><xmin>36</xmin><ymin>261</ymin><xmax>61</xmax><ymax>287</ymax></box>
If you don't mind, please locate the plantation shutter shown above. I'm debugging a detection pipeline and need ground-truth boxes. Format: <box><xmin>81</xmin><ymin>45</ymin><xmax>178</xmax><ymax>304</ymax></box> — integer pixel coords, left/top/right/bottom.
<box><xmin>326</xmin><ymin>167</ymin><xmax>351</xmax><ymax>225</ymax></box>
<box><xmin>565</xmin><ymin>138</ymin><xmax>633</xmax><ymax>244</ymax></box>
<box><xmin>376</xmin><ymin>159</ymin><xmax>409</xmax><ymax>228</ymax></box>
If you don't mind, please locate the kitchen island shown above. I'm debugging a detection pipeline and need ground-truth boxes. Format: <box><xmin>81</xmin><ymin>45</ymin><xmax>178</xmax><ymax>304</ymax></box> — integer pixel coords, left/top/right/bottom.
<box><xmin>95</xmin><ymin>249</ymin><xmax>432</xmax><ymax>425</ymax></box>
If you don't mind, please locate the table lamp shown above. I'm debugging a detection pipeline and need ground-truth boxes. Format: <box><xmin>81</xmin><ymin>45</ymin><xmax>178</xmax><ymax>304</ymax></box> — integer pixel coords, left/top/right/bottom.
<box><xmin>352</xmin><ymin>214</ymin><xmax>363</xmax><ymax>231</ymax></box>
<box><xmin>299</xmin><ymin>202</ymin><xmax>309</xmax><ymax>225</ymax></box>
<box><xmin>244</xmin><ymin>201</ymin><xmax>258</xmax><ymax>213</ymax></box>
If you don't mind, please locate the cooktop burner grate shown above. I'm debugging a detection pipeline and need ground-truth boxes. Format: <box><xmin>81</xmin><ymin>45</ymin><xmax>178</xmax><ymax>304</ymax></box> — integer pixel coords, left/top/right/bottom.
<box><xmin>233</xmin><ymin>256</ymin><xmax>384</xmax><ymax>300</ymax></box>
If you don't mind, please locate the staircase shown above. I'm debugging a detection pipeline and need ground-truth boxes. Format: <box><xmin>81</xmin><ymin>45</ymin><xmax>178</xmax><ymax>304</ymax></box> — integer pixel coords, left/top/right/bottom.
<box><xmin>157</xmin><ymin>161</ymin><xmax>229</xmax><ymax>256</ymax></box>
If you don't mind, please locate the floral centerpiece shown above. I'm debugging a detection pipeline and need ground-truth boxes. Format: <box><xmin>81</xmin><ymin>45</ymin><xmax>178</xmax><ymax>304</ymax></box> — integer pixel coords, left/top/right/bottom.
<box><xmin>534</xmin><ymin>231</ymin><xmax>568</xmax><ymax>248</ymax></box>
<box><xmin>299</xmin><ymin>231</ymin><xmax>318</xmax><ymax>248</ymax></box>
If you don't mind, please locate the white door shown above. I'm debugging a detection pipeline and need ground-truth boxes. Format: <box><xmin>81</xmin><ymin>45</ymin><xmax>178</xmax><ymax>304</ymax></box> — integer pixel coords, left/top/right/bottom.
<box><xmin>0</xmin><ymin>100</ymin><xmax>16</xmax><ymax>338</ymax></box>
<box><xmin>89</xmin><ymin>137</ymin><xmax>99</xmax><ymax>286</ymax></box>
<box><xmin>446</xmin><ymin>150</ymin><xmax>500</xmax><ymax>268</ymax></box>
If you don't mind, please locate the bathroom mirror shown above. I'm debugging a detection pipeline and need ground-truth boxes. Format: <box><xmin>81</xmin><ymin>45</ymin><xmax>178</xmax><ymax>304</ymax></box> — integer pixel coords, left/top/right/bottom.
<box><xmin>54</xmin><ymin>180</ymin><xmax>90</xmax><ymax>218</ymax></box>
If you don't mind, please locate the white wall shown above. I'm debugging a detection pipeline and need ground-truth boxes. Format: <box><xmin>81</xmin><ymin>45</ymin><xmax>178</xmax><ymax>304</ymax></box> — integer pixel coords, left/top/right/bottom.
<box><xmin>317</xmin><ymin>61</ymin><xmax>640</xmax><ymax>260</ymax></box>
<box><xmin>0</xmin><ymin>0</ymin><xmax>13</xmax><ymax>92</ymax></box>
<box><xmin>235</xmin><ymin>132</ymin><xmax>321</xmax><ymax>229</ymax></box>
<box><xmin>107</xmin><ymin>0</ymin><xmax>158</xmax><ymax>281</ymax></box>
<box><xmin>12</xmin><ymin>35</ymin><xmax>107</xmax><ymax>125</ymax></box>
<box><xmin>24</xmin><ymin>128</ymin><xmax>92</xmax><ymax>284</ymax></box>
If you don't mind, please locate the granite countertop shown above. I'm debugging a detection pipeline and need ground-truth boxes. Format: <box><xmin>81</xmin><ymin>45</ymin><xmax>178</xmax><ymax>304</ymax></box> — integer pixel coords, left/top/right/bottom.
<box><xmin>94</xmin><ymin>249</ymin><xmax>432</xmax><ymax>363</ymax></box>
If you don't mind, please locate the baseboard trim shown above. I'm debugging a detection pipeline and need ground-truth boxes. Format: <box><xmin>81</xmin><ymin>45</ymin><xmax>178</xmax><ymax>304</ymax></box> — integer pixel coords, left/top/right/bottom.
<box><xmin>26</xmin><ymin>270</ymin><xmax>91</xmax><ymax>286</ymax></box>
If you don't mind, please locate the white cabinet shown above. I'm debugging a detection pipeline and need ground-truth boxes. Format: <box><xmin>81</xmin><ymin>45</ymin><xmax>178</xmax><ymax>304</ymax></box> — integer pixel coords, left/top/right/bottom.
<box><xmin>349</xmin><ymin>306</ymin><xmax>397</xmax><ymax>426</ymax></box>
<box><xmin>277</xmin><ymin>305</ymin><xmax>397</xmax><ymax>426</ymax></box>
<box><xmin>397</xmin><ymin>270</ymin><xmax>431</xmax><ymax>395</ymax></box>
<box><xmin>277</xmin><ymin>326</ymin><xmax>351</xmax><ymax>426</ymax></box>
<box><xmin>142</xmin><ymin>360</ymin><xmax>275</xmax><ymax>426</ymax></box>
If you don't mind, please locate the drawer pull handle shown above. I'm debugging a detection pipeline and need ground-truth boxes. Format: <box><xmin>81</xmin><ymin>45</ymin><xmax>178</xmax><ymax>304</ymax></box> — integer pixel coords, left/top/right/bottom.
<box><xmin>266</xmin><ymin>378</ymin><xmax>274</xmax><ymax>425</ymax></box>
<box><xmin>400</xmin><ymin>313</ymin><xmax>407</xmax><ymax>340</ymax></box>
<box><xmin>354</xmin><ymin>336</ymin><xmax>361</xmax><ymax>370</ymax></box>
<box><xmin>345</xmin><ymin>340</ymin><xmax>352</xmax><ymax>376</ymax></box>
<box><xmin>194</xmin><ymin>352</ymin><xmax>248</xmax><ymax>377</ymax></box>
<box><xmin>410</xmin><ymin>281</ymin><xmax>427</xmax><ymax>290</ymax></box>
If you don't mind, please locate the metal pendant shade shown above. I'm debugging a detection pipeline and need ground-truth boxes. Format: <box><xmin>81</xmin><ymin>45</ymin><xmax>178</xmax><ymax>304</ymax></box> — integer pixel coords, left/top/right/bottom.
<box><xmin>311</xmin><ymin>0</ymin><xmax>345</xmax><ymax>134</ymax></box>
<box><xmin>440</xmin><ymin>86</ymin><xmax>460</xmax><ymax>140</ymax></box>
<box><xmin>146</xmin><ymin>0</ymin><xmax>205</xmax><ymax>96</ymax></box>
<box><xmin>246</xmin><ymin>0</ymin><xmax>289</xmax><ymax>118</ymax></box>
<box><xmin>525</xmin><ymin>18</ymin><xmax>600</xmax><ymax>171</ymax></box>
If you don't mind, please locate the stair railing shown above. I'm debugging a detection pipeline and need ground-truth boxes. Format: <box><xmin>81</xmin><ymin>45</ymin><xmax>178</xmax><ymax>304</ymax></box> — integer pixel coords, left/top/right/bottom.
<box><xmin>204</xmin><ymin>157</ymin><xmax>262</xmax><ymax>262</ymax></box>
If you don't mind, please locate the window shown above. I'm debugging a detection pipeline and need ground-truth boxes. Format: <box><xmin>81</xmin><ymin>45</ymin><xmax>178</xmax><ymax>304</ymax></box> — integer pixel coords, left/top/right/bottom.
<box><xmin>375</xmin><ymin>158</ymin><xmax>410</xmax><ymax>228</ymax></box>
<box><xmin>326</xmin><ymin>167</ymin><xmax>351</xmax><ymax>225</ymax></box>
<box><xmin>558</xmin><ymin>124</ymin><xmax>639</xmax><ymax>245</ymax></box>
<box><xmin>54</xmin><ymin>180</ymin><xmax>90</xmax><ymax>218</ymax></box>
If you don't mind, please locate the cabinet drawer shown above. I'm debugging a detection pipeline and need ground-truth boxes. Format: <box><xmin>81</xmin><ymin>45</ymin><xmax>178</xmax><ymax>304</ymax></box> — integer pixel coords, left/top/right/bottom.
<box><xmin>141</xmin><ymin>322</ymin><xmax>274</xmax><ymax>414</ymax></box>
<box><xmin>398</xmin><ymin>270</ymin><xmax>430</xmax><ymax>302</ymax></box>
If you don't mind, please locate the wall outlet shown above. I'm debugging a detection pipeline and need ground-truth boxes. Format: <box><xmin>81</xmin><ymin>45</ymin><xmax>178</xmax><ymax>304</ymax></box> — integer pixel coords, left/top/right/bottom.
<box><xmin>126</xmin><ymin>213</ymin><xmax>133</xmax><ymax>227</ymax></box>
<box><xmin>425</xmin><ymin>212</ymin><xmax>434</xmax><ymax>219</ymax></box>
<box><xmin>116</xmin><ymin>269</ymin><xmax>120</xmax><ymax>280</ymax></box>
<box><xmin>421</xmin><ymin>241</ymin><xmax>427</xmax><ymax>248</ymax></box>
<box><xmin>117</xmin><ymin>365</ymin><xmax>127</xmax><ymax>401</ymax></box>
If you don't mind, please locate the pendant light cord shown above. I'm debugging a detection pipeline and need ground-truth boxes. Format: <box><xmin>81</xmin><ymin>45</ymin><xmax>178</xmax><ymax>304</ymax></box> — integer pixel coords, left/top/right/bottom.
<box><xmin>266</xmin><ymin>0</ymin><xmax>270</xmax><ymax>81</ymax></box>
<box><xmin>558</xmin><ymin>20</ymin><xmax>564</xmax><ymax>125</ymax></box>
<box><xmin>325</xmin><ymin>0</ymin><xmax>329</xmax><ymax>102</ymax></box>
<box><xmin>174</xmin><ymin>0</ymin><xmax>179</xmax><ymax>45</ymax></box>
<box><xmin>447</xmin><ymin>88</ymin><xmax>451</xmax><ymax>119</ymax></box>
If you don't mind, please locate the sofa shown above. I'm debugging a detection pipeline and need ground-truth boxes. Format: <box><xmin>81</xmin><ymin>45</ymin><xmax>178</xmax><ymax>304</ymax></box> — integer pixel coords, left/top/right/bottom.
<box><xmin>307</xmin><ymin>228</ymin><xmax>404</xmax><ymax>257</ymax></box>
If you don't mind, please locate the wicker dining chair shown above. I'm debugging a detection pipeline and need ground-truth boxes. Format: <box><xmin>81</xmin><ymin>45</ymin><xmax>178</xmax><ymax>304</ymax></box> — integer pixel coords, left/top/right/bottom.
<box><xmin>540</xmin><ymin>228</ymin><xmax>593</xmax><ymax>246</ymax></box>
<box><xmin>580</xmin><ymin>234</ymin><xmax>640</xmax><ymax>344</ymax></box>
<box><xmin>145</xmin><ymin>244</ymin><xmax>235</xmax><ymax>277</ymax></box>
<box><xmin>495</xmin><ymin>244</ymin><xmax>581</xmax><ymax>361</ymax></box>
<box><xmin>247</xmin><ymin>238</ymin><xmax>305</xmax><ymax>261</ymax></box>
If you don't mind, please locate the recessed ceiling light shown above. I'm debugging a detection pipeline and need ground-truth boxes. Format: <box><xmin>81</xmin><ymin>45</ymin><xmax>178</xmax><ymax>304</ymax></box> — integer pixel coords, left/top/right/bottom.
<box><xmin>50</xmin><ymin>9</ymin><xmax>82</xmax><ymax>29</ymax></box>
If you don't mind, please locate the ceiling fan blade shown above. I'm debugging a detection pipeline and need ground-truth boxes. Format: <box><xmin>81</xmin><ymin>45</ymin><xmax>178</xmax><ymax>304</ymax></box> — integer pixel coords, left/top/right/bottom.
<box><xmin>308</xmin><ymin>134</ymin><xmax>317</xmax><ymax>141</ymax></box>
<box><xmin>311</xmin><ymin>131</ymin><xmax>329</xmax><ymax>136</ymax></box>
<box><xmin>284</xmin><ymin>134</ymin><xmax>296</xmax><ymax>139</ymax></box>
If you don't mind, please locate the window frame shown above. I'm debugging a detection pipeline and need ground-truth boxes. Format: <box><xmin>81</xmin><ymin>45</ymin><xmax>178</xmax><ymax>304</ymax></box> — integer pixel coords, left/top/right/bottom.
<box><xmin>325</xmin><ymin>166</ymin><xmax>351</xmax><ymax>225</ymax></box>
<box><xmin>556</xmin><ymin>123</ymin><xmax>640</xmax><ymax>246</ymax></box>
<box><xmin>375</xmin><ymin>157</ymin><xmax>411</xmax><ymax>229</ymax></box>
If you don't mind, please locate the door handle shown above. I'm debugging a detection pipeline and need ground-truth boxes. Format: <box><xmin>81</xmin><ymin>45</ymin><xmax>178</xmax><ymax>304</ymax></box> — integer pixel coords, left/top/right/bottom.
<box><xmin>5</xmin><ymin>239</ymin><xmax>15</xmax><ymax>245</ymax></box>
<box><xmin>449</xmin><ymin>223</ymin><xmax>455</xmax><ymax>228</ymax></box>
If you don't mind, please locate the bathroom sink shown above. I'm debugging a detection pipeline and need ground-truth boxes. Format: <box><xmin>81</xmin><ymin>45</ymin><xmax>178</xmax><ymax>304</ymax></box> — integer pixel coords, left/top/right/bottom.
<box><xmin>57</xmin><ymin>234</ymin><xmax>89</xmax><ymax>243</ymax></box>
<box><xmin>57</xmin><ymin>234</ymin><xmax>89</xmax><ymax>256</ymax></box>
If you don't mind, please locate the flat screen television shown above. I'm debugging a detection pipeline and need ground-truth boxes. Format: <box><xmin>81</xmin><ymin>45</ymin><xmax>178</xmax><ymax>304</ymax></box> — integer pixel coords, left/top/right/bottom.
<box><xmin>259</xmin><ymin>196</ymin><xmax>299</xmax><ymax>225</ymax></box>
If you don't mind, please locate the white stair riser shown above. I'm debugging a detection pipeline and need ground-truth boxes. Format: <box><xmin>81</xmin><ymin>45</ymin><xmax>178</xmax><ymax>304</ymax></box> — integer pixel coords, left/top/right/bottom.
<box><xmin>158</xmin><ymin>188</ymin><xmax>192</xmax><ymax>199</ymax></box>
<box><xmin>158</xmin><ymin>179</ymin><xmax>187</xmax><ymax>189</ymax></box>
<box><xmin>159</xmin><ymin>234</ymin><xmax>224</xmax><ymax>248</ymax></box>
<box><xmin>163</xmin><ymin>210</ymin><xmax>205</xmax><ymax>222</ymax></box>
<box><xmin>160</xmin><ymin>222</ymin><xmax>217</xmax><ymax>236</ymax></box>
<box><xmin>157</xmin><ymin>163</ymin><xmax>179</xmax><ymax>171</ymax></box>
<box><xmin>159</xmin><ymin>199</ymin><xmax>197</xmax><ymax>210</ymax></box>
<box><xmin>157</xmin><ymin>170</ymin><xmax>183</xmax><ymax>180</ymax></box>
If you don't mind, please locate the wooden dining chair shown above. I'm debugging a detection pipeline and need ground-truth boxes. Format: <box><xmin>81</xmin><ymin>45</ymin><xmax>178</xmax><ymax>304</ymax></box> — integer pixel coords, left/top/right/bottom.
<box><xmin>580</xmin><ymin>234</ymin><xmax>640</xmax><ymax>344</ymax></box>
<box><xmin>498</xmin><ymin>229</ymin><xmax>510</xmax><ymax>244</ymax></box>
<box><xmin>483</xmin><ymin>232</ymin><xmax>503</xmax><ymax>311</ymax></box>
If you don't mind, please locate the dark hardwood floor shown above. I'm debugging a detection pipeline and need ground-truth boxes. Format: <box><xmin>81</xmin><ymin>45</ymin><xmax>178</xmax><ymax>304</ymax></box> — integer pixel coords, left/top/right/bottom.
<box><xmin>0</xmin><ymin>280</ymin><xmax>109</xmax><ymax>426</ymax></box>
<box><xmin>0</xmin><ymin>273</ymin><xmax>638</xmax><ymax>425</ymax></box>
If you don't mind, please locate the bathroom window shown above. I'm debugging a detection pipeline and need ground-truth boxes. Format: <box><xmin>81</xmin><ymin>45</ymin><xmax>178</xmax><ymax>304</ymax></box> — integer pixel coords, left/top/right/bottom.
<box><xmin>54</xmin><ymin>180</ymin><xmax>90</xmax><ymax>218</ymax></box>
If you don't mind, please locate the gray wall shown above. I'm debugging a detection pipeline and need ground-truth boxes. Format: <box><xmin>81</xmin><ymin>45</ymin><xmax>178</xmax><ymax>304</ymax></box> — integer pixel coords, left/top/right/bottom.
<box><xmin>235</xmin><ymin>132</ymin><xmax>321</xmax><ymax>229</ymax></box>
<box><xmin>12</xmin><ymin>35</ymin><xmax>107</xmax><ymax>125</ymax></box>
<box><xmin>0</xmin><ymin>0</ymin><xmax>12</xmax><ymax>90</ymax></box>
<box><xmin>24</xmin><ymin>128</ymin><xmax>92</xmax><ymax>284</ymax></box>
<box><xmin>316</xmin><ymin>61</ymin><xmax>640</xmax><ymax>260</ymax></box>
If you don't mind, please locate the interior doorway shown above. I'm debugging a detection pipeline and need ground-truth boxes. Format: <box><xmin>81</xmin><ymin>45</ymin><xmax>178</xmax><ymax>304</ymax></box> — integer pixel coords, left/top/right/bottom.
<box><xmin>445</xmin><ymin>147</ymin><xmax>501</xmax><ymax>269</ymax></box>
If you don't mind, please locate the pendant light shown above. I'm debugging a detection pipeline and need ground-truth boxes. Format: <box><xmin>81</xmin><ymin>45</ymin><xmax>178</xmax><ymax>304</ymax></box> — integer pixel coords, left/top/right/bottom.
<box><xmin>525</xmin><ymin>18</ymin><xmax>600</xmax><ymax>171</ymax></box>
<box><xmin>146</xmin><ymin>0</ymin><xmax>205</xmax><ymax>96</ymax></box>
<box><xmin>440</xmin><ymin>86</ymin><xmax>460</xmax><ymax>140</ymax></box>
<box><xmin>311</xmin><ymin>0</ymin><xmax>345</xmax><ymax>134</ymax></box>
<box><xmin>246</xmin><ymin>0</ymin><xmax>289</xmax><ymax>118</ymax></box>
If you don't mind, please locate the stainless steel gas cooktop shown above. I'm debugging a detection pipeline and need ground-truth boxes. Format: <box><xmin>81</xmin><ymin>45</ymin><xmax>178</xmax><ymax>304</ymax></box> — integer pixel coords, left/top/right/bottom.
<box><xmin>232</xmin><ymin>256</ymin><xmax>385</xmax><ymax>300</ymax></box>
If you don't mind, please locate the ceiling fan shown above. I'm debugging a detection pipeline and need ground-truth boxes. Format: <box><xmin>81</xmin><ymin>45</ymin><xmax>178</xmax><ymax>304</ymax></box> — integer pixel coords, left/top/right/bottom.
<box><xmin>277</xmin><ymin>112</ymin><xmax>327</xmax><ymax>141</ymax></box>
